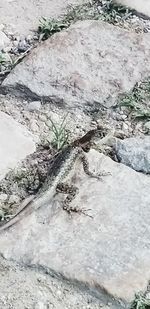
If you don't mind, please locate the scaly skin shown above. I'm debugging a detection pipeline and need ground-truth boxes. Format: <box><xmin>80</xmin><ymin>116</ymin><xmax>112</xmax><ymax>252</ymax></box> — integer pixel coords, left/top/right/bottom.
<box><xmin>0</xmin><ymin>126</ymin><xmax>112</xmax><ymax>232</ymax></box>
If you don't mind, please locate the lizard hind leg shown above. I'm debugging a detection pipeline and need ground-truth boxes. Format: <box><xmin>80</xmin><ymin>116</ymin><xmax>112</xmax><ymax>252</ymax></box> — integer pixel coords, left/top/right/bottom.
<box><xmin>56</xmin><ymin>182</ymin><xmax>92</xmax><ymax>217</ymax></box>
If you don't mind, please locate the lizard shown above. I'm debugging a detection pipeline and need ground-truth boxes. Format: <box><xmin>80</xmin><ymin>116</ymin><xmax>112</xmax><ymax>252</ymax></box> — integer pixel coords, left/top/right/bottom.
<box><xmin>0</xmin><ymin>125</ymin><xmax>112</xmax><ymax>232</ymax></box>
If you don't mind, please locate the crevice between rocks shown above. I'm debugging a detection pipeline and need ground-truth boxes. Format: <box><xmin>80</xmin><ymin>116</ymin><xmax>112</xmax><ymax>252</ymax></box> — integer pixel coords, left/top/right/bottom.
<box><xmin>0</xmin><ymin>82</ymin><xmax>111</xmax><ymax>116</ymax></box>
<box><xmin>0</xmin><ymin>253</ymin><xmax>128</xmax><ymax>309</ymax></box>
<box><xmin>0</xmin><ymin>83</ymin><xmax>63</xmax><ymax>105</ymax></box>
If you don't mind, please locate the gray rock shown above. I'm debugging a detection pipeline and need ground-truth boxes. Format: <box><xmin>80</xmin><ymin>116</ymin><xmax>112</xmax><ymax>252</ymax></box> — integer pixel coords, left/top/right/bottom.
<box><xmin>27</xmin><ymin>101</ymin><xmax>42</xmax><ymax>111</ymax></box>
<box><xmin>0</xmin><ymin>31</ymin><xmax>11</xmax><ymax>51</ymax></box>
<box><xmin>0</xmin><ymin>150</ymin><xmax>150</xmax><ymax>306</ymax></box>
<box><xmin>0</xmin><ymin>0</ymin><xmax>85</xmax><ymax>36</ymax></box>
<box><xmin>0</xmin><ymin>194</ymin><xmax>8</xmax><ymax>203</ymax></box>
<box><xmin>17</xmin><ymin>38</ymin><xmax>30</xmax><ymax>52</ymax></box>
<box><xmin>0</xmin><ymin>256</ymin><xmax>104</xmax><ymax>309</ymax></box>
<box><xmin>0</xmin><ymin>111</ymin><xmax>36</xmax><ymax>180</ymax></box>
<box><xmin>115</xmin><ymin>136</ymin><xmax>150</xmax><ymax>173</ymax></box>
<box><xmin>8</xmin><ymin>195</ymin><xmax>20</xmax><ymax>205</ymax></box>
<box><xmin>144</xmin><ymin>121</ymin><xmax>150</xmax><ymax>132</ymax></box>
<box><xmin>122</xmin><ymin>122</ymin><xmax>129</xmax><ymax>131</ymax></box>
<box><xmin>2</xmin><ymin>20</ymin><xmax>150</xmax><ymax>110</ymax></box>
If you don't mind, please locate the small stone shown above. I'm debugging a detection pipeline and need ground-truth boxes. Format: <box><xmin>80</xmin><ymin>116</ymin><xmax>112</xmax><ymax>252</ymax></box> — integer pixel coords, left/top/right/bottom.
<box><xmin>115</xmin><ymin>114</ymin><xmax>123</xmax><ymax>121</ymax></box>
<box><xmin>121</xmin><ymin>114</ymin><xmax>128</xmax><ymax>120</ymax></box>
<box><xmin>38</xmin><ymin>114</ymin><xmax>47</xmax><ymax>122</ymax></box>
<box><xmin>56</xmin><ymin>290</ymin><xmax>62</xmax><ymax>297</ymax></box>
<box><xmin>146</xmin><ymin>292</ymin><xmax>150</xmax><ymax>299</ymax></box>
<box><xmin>0</xmin><ymin>31</ymin><xmax>11</xmax><ymax>51</ymax></box>
<box><xmin>91</xmin><ymin>120</ymin><xmax>97</xmax><ymax>126</ymax></box>
<box><xmin>30</xmin><ymin>119</ymin><xmax>39</xmax><ymax>132</ymax></box>
<box><xmin>122</xmin><ymin>122</ymin><xmax>129</xmax><ymax>130</ymax></box>
<box><xmin>33</xmin><ymin>35</ymin><xmax>39</xmax><ymax>41</ymax></box>
<box><xmin>26</xmin><ymin>35</ymin><xmax>33</xmax><ymax>44</ymax></box>
<box><xmin>144</xmin><ymin>121</ymin><xmax>150</xmax><ymax>131</ymax></box>
<box><xmin>12</xmin><ymin>39</ymin><xmax>19</xmax><ymax>48</ymax></box>
<box><xmin>0</xmin><ymin>194</ymin><xmax>8</xmax><ymax>202</ymax></box>
<box><xmin>17</xmin><ymin>37</ymin><xmax>30</xmax><ymax>52</ymax></box>
<box><xmin>27</xmin><ymin>101</ymin><xmax>42</xmax><ymax>111</ymax></box>
<box><xmin>46</xmin><ymin>120</ymin><xmax>53</xmax><ymax>128</ymax></box>
<box><xmin>0</xmin><ymin>24</ymin><xmax>5</xmax><ymax>31</ymax></box>
<box><xmin>8</xmin><ymin>195</ymin><xmax>20</xmax><ymax>204</ymax></box>
<box><xmin>115</xmin><ymin>136</ymin><xmax>150</xmax><ymax>173</ymax></box>
<box><xmin>0</xmin><ymin>111</ymin><xmax>35</xmax><ymax>180</ymax></box>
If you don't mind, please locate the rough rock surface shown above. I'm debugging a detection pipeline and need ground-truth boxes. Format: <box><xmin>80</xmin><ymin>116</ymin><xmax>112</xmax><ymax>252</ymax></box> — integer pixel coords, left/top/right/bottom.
<box><xmin>0</xmin><ymin>111</ymin><xmax>36</xmax><ymax>180</ymax></box>
<box><xmin>0</xmin><ymin>0</ymin><xmax>85</xmax><ymax>35</ymax></box>
<box><xmin>0</xmin><ymin>150</ymin><xmax>150</xmax><ymax>307</ymax></box>
<box><xmin>0</xmin><ymin>31</ymin><xmax>10</xmax><ymax>51</ymax></box>
<box><xmin>2</xmin><ymin>20</ymin><xmax>150</xmax><ymax>110</ymax></box>
<box><xmin>115</xmin><ymin>136</ymin><xmax>150</xmax><ymax>173</ymax></box>
<box><xmin>0</xmin><ymin>256</ymin><xmax>105</xmax><ymax>309</ymax></box>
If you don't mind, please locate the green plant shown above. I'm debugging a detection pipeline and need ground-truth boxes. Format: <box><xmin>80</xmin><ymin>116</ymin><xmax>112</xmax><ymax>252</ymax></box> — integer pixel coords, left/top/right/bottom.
<box><xmin>133</xmin><ymin>109</ymin><xmax>150</xmax><ymax>121</ymax></box>
<box><xmin>0</xmin><ymin>52</ymin><xmax>14</xmax><ymax>72</ymax></box>
<box><xmin>48</xmin><ymin>114</ymin><xmax>69</xmax><ymax>150</ymax></box>
<box><xmin>37</xmin><ymin>0</ymin><xmax>136</xmax><ymax>41</ymax></box>
<box><xmin>119</xmin><ymin>94</ymin><xmax>137</xmax><ymax>109</ymax></box>
<box><xmin>38</xmin><ymin>18</ymin><xmax>68</xmax><ymax>40</ymax></box>
<box><xmin>0</xmin><ymin>208</ymin><xmax>14</xmax><ymax>222</ymax></box>
<box><xmin>0</xmin><ymin>52</ymin><xmax>8</xmax><ymax>71</ymax></box>
<box><xmin>0</xmin><ymin>52</ymin><xmax>7</xmax><ymax>65</ymax></box>
<box><xmin>118</xmin><ymin>77</ymin><xmax>150</xmax><ymax>121</ymax></box>
<box><xmin>131</xmin><ymin>293</ymin><xmax>150</xmax><ymax>309</ymax></box>
<box><xmin>96</xmin><ymin>0</ymin><xmax>133</xmax><ymax>23</ymax></box>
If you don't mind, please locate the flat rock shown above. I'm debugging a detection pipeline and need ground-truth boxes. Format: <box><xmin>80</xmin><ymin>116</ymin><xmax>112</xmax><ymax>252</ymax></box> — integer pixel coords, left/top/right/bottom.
<box><xmin>0</xmin><ymin>0</ymin><xmax>85</xmax><ymax>35</ymax></box>
<box><xmin>0</xmin><ymin>150</ymin><xmax>150</xmax><ymax>307</ymax></box>
<box><xmin>0</xmin><ymin>31</ymin><xmax>10</xmax><ymax>51</ymax></box>
<box><xmin>115</xmin><ymin>136</ymin><xmax>150</xmax><ymax>173</ymax></box>
<box><xmin>114</xmin><ymin>0</ymin><xmax>150</xmax><ymax>18</ymax></box>
<box><xmin>0</xmin><ymin>111</ymin><xmax>35</xmax><ymax>180</ymax></box>
<box><xmin>2</xmin><ymin>20</ymin><xmax>150</xmax><ymax>110</ymax></box>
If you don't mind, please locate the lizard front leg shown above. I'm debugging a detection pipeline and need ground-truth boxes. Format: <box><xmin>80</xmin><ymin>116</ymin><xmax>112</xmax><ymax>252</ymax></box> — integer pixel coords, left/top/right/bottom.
<box><xmin>56</xmin><ymin>183</ymin><xmax>92</xmax><ymax>217</ymax></box>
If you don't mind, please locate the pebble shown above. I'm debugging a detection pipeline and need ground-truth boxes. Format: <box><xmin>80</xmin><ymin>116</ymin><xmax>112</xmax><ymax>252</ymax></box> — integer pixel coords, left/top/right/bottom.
<box><xmin>17</xmin><ymin>38</ymin><xmax>30</xmax><ymax>52</ymax></box>
<box><xmin>115</xmin><ymin>114</ymin><xmax>123</xmax><ymax>121</ymax></box>
<box><xmin>56</xmin><ymin>290</ymin><xmax>62</xmax><ymax>297</ymax></box>
<box><xmin>0</xmin><ymin>31</ymin><xmax>11</xmax><ymax>51</ymax></box>
<box><xmin>122</xmin><ymin>122</ymin><xmax>129</xmax><ymax>130</ymax></box>
<box><xmin>8</xmin><ymin>195</ymin><xmax>20</xmax><ymax>204</ymax></box>
<box><xmin>0</xmin><ymin>24</ymin><xmax>5</xmax><ymax>31</ymax></box>
<box><xmin>38</xmin><ymin>114</ymin><xmax>47</xmax><ymax>122</ymax></box>
<box><xmin>0</xmin><ymin>194</ymin><xmax>8</xmax><ymax>202</ymax></box>
<box><xmin>27</xmin><ymin>101</ymin><xmax>42</xmax><ymax>111</ymax></box>
<box><xmin>121</xmin><ymin>114</ymin><xmax>128</xmax><ymax>120</ymax></box>
<box><xmin>144</xmin><ymin>121</ymin><xmax>150</xmax><ymax>131</ymax></box>
<box><xmin>30</xmin><ymin>120</ymin><xmax>39</xmax><ymax>132</ymax></box>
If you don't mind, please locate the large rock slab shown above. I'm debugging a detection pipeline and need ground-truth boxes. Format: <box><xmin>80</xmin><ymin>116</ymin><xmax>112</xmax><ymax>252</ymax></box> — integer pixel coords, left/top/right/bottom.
<box><xmin>115</xmin><ymin>136</ymin><xmax>150</xmax><ymax>174</ymax></box>
<box><xmin>114</xmin><ymin>0</ymin><xmax>150</xmax><ymax>18</ymax></box>
<box><xmin>0</xmin><ymin>150</ymin><xmax>150</xmax><ymax>307</ymax></box>
<box><xmin>0</xmin><ymin>31</ymin><xmax>10</xmax><ymax>51</ymax></box>
<box><xmin>2</xmin><ymin>20</ymin><xmax>150</xmax><ymax>110</ymax></box>
<box><xmin>0</xmin><ymin>0</ymin><xmax>85</xmax><ymax>35</ymax></box>
<box><xmin>0</xmin><ymin>111</ymin><xmax>35</xmax><ymax>180</ymax></box>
